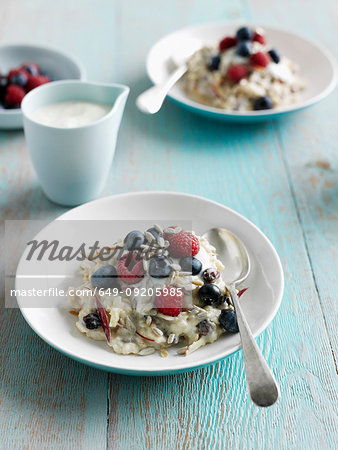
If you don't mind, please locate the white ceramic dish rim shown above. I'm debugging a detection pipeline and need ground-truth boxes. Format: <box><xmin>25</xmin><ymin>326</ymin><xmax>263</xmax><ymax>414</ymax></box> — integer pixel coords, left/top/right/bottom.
<box><xmin>16</xmin><ymin>191</ymin><xmax>284</xmax><ymax>374</ymax></box>
<box><xmin>146</xmin><ymin>22</ymin><xmax>338</xmax><ymax>117</ymax></box>
<box><xmin>0</xmin><ymin>43</ymin><xmax>86</xmax><ymax>117</ymax></box>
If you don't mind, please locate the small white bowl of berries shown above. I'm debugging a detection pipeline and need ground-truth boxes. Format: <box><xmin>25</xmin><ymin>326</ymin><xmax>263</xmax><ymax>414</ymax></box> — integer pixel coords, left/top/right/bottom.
<box><xmin>0</xmin><ymin>44</ymin><xmax>85</xmax><ymax>129</ymax></box>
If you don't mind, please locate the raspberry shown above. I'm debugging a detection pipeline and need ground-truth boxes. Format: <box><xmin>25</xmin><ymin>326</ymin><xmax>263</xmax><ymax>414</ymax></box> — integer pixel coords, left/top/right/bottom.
<box><xmin>250</xmin><ymin>52</ymin><xmax>270</xmax><ymax>68</ymax></box>
<box><xmin>155</xmin><ymin>287</ymin><xmax>184</xmax><ymax>316</ymax></box>
<box><xmin>26</xmin><ymin>75</ymin><xmax>51</xmax><ymax>92</ymax></box>
<box><xmin>21</xmin><ymin>62</ymin><xmax>40</xmax><ymax>76</ymax></box>
<box><xmin>163</xmin><ymin>226</ymin><xmax>182</xmax><ymax>242</ymax></box>
<box><xmin>219</xmin><ymin>36</ymin><xmax>237</xmax><ymax>52</ymax></box>
<box><xmin>117</xmin><ymin>252</ymin><xmax>145</xmax><ymax>285</ymax></box>
<box><xmin>169</xmin><ymin>232</ymin><xmax>200</xmax><ymax>258</ymax></box>
<box><xmin>4</xmin><ymin>85</ymin><xmax>25</xmax><ymax>106</ymax></box>
<box><xmin>227</xmin><ymin>64</ymin><xmax>248</xmax><ymax>83</ymax></box>
<box><xmin>252</xmin><ymin>32</ymin><xmax>266</xmax><ymax>45</ymax></box>
<box><xmin>7</xmin><ymin>68</ymin><xmax>27</xmax><ymax>83</ymax></box>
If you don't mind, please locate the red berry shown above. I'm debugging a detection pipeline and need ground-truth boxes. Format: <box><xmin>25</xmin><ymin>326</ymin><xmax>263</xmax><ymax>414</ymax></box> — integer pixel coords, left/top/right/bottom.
<box><xmin>26</xmin><ymin>75</ymin><xmax>51</xmax><ymax>92</ymax></box>
<box><xmin>202</xmin><ymin>268</ymin><xmax>220</xmax><ymax>283</ymax></box>
<box><xmin>252</xmin><ymin>32</ymin><xmax>266</xmax><ymax>45</ymax></box>
<box><xmin>219</xmin><ymin>36</ymin><xmax>237</xmax><ymax>52</ymax></box>
<box><xmin>227</xmin><ymin>64</ymin><xmax>248</xmax><ymax>83</ymax></box>
<box><xmin>169</xmin><ymin>232</ymin><xmax>200</xmax><ymax>258</ymax></box>
<box><xmin>4</xmin><ymin>85</ymin><xmax>25</xmax><ymax>106</ymax></box>
<box><xmin>21</xmin><ymin>62</ymin><xmax>40</xmax><ymax>75</ymax></box>
<box><xmin>155</xmin><ymin>287</ymin><xmax>184</xmax><ymax>316</ymax></box>
<box><xmin>163</xmin><ymin>226</ymin><xmax>182</xmax><ymax>242</ymax></box>
<box><xmin>250</xmin><ymin>52</ymin><xmax>270</xmax><ymax>68</ymax></box>
<box><xmin>7</xmin><ymin>68</ymin><xmax>27</xmax><ymax>83</ymax></box>
<box><xmin>117</xmin><ymin>252</ymin><xmax>145</xmax><ymax>285</ymax></box>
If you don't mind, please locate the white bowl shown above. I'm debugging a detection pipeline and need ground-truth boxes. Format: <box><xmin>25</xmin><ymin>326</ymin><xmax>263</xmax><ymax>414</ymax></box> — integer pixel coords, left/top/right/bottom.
<box><xmin>146</xmin><ymin>23</ymin><xmax>337</xmax><ymax>122</ymax></box>
<box><xmin>16</xmin><ymin>192</ymin><xmax>284</xmax><ymax>375</ymax></box>
<box><xmin>0</xmin><ymin>44</ymin><xmax>85</xmax><ymax>129</ymax></box>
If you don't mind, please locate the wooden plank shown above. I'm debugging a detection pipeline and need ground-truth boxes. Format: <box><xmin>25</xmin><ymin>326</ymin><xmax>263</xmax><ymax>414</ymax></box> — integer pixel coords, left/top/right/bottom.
<box><xmin>106</xmin><ymin>1</ymin><xmax>338</xmax><ymax>449</ymax></box>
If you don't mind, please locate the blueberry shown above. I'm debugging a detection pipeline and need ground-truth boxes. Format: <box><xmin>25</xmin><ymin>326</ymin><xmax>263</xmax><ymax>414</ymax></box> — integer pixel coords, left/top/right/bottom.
<box><xmin>146</xmin><ymin>227</ymin><xmax>160</xmax><ymax>239</ymax></box>
<box><xmin>83</xmin><ymin>312</ymin><xmax>102</xmax><ymax>330</ymax></box>
<box><xmin>10</xmin><ymin>72</ymin><xmax>28</xmax><ymax>87</ymax></box>
<box><xmin>124</xmin><ymin>230</ymin><xmax>145</xmax><ymax>250</ymax></box>
<box><xmin>236</xmin><ymin>26</ymin><xmax>254</xmax><ymax>41</ymax></box>
<box><xmin>0</xmin><ymin>77</ymin><xmax>7</xmax><ymax>99</ymax></box>
<box><xmin>219</xmin><ymin>309</ymin><xmax>239</xmax><ymax>333</ymax></box>
<box><xmin>253</xmin><ymin>96</ymin><xmax>274</xmax><ymax>110</ymax></box>
<box><xmin>198</xmin><ymin>283</ymin><xmax>222</xmax><ymax>306</ymax></box>
<box><xmin>22</xmin><ymin>64</ymin><xmax>39</xmax><ymax>76</ymax></box>
<box><xmin>236</xmin><ymin>41</ymin><xmax>251</xmax><ymax>57</ymax></box>
<box><xmin>268</xmin><ymin>49</ymin><xmax>280</xmax><ymax>64</ymax></box>
<box><xmin>91</xmin><ymin>264</ymin><xmax>119</xmax><ymax>289</ymax></box>
<box><xmin>198</xmin><ymin>319</ymin><xmax>213</xmax><ymax>336</ymax></box>
<box><xmin>148</xmin><ymin>256</ymin><xmax>172</xmax><ymax>278</ymax></box>
<box><xmin>179</xmin><ymin>257</ymin><xmax>202</xmax><ymax>276</ymax></box>
<box><xmin>208</xmin><ymin>55</ymin><xmax>221</xmax><ymax>71</ymax></box>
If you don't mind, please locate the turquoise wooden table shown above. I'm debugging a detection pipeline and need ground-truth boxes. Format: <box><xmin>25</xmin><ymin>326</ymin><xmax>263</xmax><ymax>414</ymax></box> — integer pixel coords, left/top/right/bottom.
<box><xmin>0</xmin><ymin>0</ymin><xmax>337</xmax><ymax>448</ymax></box>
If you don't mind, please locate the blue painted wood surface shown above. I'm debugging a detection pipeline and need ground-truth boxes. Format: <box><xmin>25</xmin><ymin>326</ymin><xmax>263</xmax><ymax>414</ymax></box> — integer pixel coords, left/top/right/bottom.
<box><xmin>0</xmin><ymin>0</ymin><xmax>337</xmax><ymax>449</ymax></box>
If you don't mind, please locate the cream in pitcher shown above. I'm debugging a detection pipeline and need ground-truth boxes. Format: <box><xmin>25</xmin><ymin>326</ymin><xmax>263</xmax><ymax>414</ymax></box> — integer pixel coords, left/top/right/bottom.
<box><xmin>33</xmin><ymin>101</ymin><xmax>111</xmax><ymax>128</ymax></box>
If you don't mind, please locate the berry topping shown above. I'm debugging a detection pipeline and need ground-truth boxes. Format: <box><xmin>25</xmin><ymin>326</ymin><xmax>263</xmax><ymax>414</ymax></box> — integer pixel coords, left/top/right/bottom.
<box><xmin>7</xmin><ymin>69</ymin><xmax>26</xmax><ymax>82</ymax></box>
<box><xmin>169</xmin><ymin>231</ymin><xmax>200</xmax><ymax>258</ymax></box>
<box><xmin>9</xmin><ymin>71</ymin><xmax>28</xmax><ymax>87</ymax></box>
<box><xmin>155</xmin><ymin>287</ymin><xmax>184</xmax><ymax>317</ymax></box>
<box><xmin>208</xmin><ymin>55</ymin><xmax>221</xmax><ymax>71</ymax></box>
<box><xmin>198</xmin><ymin>283</ymin><xmax>222</xmax><ymax>306</ymax></box>
<box><xmin>236</xmin><ymin>26</ymin><xmax>254</xmax><ymax>41</ymax></box>
<box><xmin>268</xmin><ymin>49</ymin><xmax>280</xmax><ymax>64</ymax></box>
<box><xmin>124</xmin><ymin>230</ymin><xmax>145</xmax><ymax>250</ymax></box>
<box><xmin>219</xmin><ymin>309</ymin><xmax>239</xmax><ymax>333</ymax></box>
<box><xmin>0</xmin><ymin>77</ymin><xmax>7</xmax><ymax>98</ymax></box>
<box><xmin>91</xmin><ymin>264</ymin><xmax>119</xmax><ymax>289</ymax></box>
<box><xmin>21</xmin><ymin>62</ymin><xmax>40</xmax><ymax>76</ymax></box>
<box><xmin>4</xmin><ymin>85</ymin><xmax>25</xmax><ymax>107</ymax></box>
<box><xmin>253</xmin><ymin>96</ymin><xmax>274</xmax><ymax>110</ymax></box>
<box><xmin>163</xmin><ymin>226</ymin><xmax>182</xmax><ymax>241</ymax></box>
<box><xmin>198</xmin><ymin>319</ymin><xmax>213</xmax><ymax>336</ymax></box>
<box><xmin>236</xmin><ymin>41</ymin><xmax>251</xmax><ymax>57</ymax></box>
<box><xmin>250</xmin><ymin>52</ymin><xmax>270</xmax><ymax>68</ymax></box>
<box><xmin>227</xmin><ymin>64</ymin><xmax>248</xmax><ymax>83</ymax></box>
<box><xmin>202</xmin><ymin>268</ymin><xmax>220</xmax><ymax>283</ymax></box>
<box><xmin>179</xmin><ymin>256</ymin><xmax>202</xmax><ymax>276</ymax></box>
<box><xmin>252</xmin><ymin>32</ymin><xmax>266</xmax><ymax>45</ymax></box>
<box><xmin>148</xmin><ymin>256</ymin><xmax>172</xmax><ymax>278</ymax></box>
<box><xmin>146</xmin><ymin>227</ymin><xmax>160</xmax><ymax>239</ymax></box>
<box><xmin>26</xmin><ymin>75</ymin><xmax>51</xmax><ymax>91</ymax></box>
<box><xmin>83</xmin><ymin>312</ymin><xmax>102</xmax><ymax>330</ymax></box>
<box><xmin>117</xmin><ymin>252</ymin><xmax>145</xmax><ymax>284</ymax></box>
<box><xmin>219</xmin><ymin>36</ymin><xmax>237</xmax><ymax>52</ymax></box>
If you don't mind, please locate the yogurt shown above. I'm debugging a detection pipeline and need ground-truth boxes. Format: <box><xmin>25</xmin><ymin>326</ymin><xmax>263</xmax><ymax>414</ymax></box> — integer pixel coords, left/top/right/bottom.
<box><xmin>33</xmin><ymin>101</ymin><xmax>111</xmax><ymax>128</ymax></box>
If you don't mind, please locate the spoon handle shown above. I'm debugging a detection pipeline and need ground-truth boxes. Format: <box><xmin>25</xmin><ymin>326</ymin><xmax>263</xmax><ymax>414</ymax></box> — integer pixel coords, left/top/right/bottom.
<box><xmin>228</xmin><ymin>284</ymin><xmax>280</xmax><ymax>407</ymax></box>
<box><xmin>136</xmin><ymin>65</ymin><xmax>187</xmax><ymax>114</ymax></box>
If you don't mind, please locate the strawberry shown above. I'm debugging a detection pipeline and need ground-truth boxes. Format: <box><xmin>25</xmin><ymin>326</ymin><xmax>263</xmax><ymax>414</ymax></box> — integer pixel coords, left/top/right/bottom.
<box><xmin>250</xmin><ymin>52</ymin><xmax>270</xmax><ymax>68</ymax></box>
<box><xmin>252</xmin><ymin>32</ymin><xmax>266</xmax><ymax>45</ymax></box>
<box><xmin>227</xmin><ymin>64</ymin><xmax>248</xmax><ymax>83</ymax></box>
<box><xmin>4</xmin><ymin>85</ymin><xmax>25</xmax><ymax>106</ymax></box>
<box><xmin>26</xmin><ymin>75</ymin><xmax>51</xmax><ymax>92</ymax></box>
<box><xmin>219</xmin><ymin>36</ymin><xmax>237</xmax><ymax>52</ymax></box>
<box><xmin>169</xmin><ymin>231</ymin><xmax>200</xmax><ymax>258</ymax></box>
<box><xmin>117</xmin><ymin>252</ymin><xmax>145</xmax><ymax>285</ymax></box>
<box><xmin>155</xmin><ymin>287</ymin><xmax>184</xmax><ymax>316</ymax></box>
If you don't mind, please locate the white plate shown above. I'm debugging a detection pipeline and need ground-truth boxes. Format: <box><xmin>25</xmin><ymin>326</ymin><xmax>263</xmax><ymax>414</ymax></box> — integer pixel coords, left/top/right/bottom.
<box><xmin>16</xmin><ymin>192</ymin><xmax>284</xmax><ymax>375</ymax></box>
<box><xmin>146</xmin><ymin>23</ymin><xmax>337</xmax><ymax>121</ymax></box>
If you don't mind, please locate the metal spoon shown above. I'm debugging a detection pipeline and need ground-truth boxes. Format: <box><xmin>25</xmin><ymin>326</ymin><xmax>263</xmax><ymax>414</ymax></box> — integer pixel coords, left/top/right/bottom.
<box><xmin>203</xmin><ymin>227</ymin><xmax>280</xmax><ymax>407</ymax></box>
<box><xmin>136</xmin><ymin>37</ymin><xmax>201</xmax><ymax>114</ymax></box>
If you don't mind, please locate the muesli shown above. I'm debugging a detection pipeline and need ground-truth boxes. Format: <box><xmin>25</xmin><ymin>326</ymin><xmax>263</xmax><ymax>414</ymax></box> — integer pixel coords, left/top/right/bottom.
<box><xmin>68</xmin><ymin>225</ymin><xmax>247</xmax><ymax>357</ymax></box>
